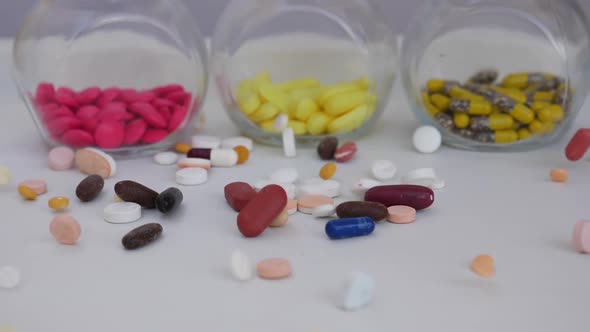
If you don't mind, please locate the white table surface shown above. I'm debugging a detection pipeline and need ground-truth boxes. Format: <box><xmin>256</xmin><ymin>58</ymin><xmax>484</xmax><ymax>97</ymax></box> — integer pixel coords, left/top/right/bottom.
<box><xmin>1</xmin><ymin>37</ymin><xmax>590</xmax><ymax>332</ymax></box>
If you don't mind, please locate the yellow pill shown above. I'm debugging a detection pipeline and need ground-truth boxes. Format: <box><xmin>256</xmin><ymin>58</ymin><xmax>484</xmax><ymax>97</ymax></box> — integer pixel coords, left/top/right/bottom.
<box><xmin>449</xmin><ymin>99</ymin><xmax>492</xmax><ymax>115</ymax></box>
<box><xmin>537</xmin><ymin>105</ymin><xmax>564</xmax><ymax>123</ymax></box>
<box><xmin>48</xmin><ymin>196</ymin><xmax>69</xmax><ymax>211</ymax></box>
<box><xmin>295</xmin><ymin>98</ymin><xmax>319</xmax><ymax>121</ymax></box>
<box><xmin>288</xmin><ymin>120</ymin><xmax>308</xmax><ymax>135</ymax></box>
<box><xmin>323</xmin><ymin>91</ymin><xmax>368</xmax><ymax>116</ymax></box>
<box><xmin>319</xmin><ymin>162</ymin><xmax>337</xmax><ymax>180</ymax></box>
<box><xmin>491</xmin><ymin>87</ymin><xmax>527</xmax><ymax>104</ymax></box>
<box><xmin>318</xmin><ymin>83</ymin><xmax>360</xmax><ymax>105</ymax></box>
<box><xmin>258</xmin><ymin>84</ymin><xmax>290</xmax><ymax>112</ymax></box>
<box><xmin>470</xmin><ymin>113</ymin><xmax>514</xmax><ymax>130</ymax></box>
<box><xmin>289</xmin><ymin>87</ymin><xmax>321</xmax><ymax>103</ymax></box>
<box><xmin>543</xmin><ymin>121</ymin><xmax>556</xmax><ymax>134</ymax></box>
<box><xmin>421</xmin><ymin>91</ymin><xmax>430</xmax><ymax>104</ymax></box>
<box><xmin>260</xmin><ymin>119</ymin><xmax>280</xmax><ymax>132</ymax></box>
<box><xmin>510</xmin><ymin>104</ymin><xmax>535</xmax><ymax>124</ymax></box>
<box><xmin>448</xmin><ymin>86</ymin><xmax>483</xmax><ymax>100</ymax></box>
<box><xmin>174</xmin><ymin>143</ymin><xmax>191</xmax><ymax>154</ymax></box>
<box><xmin>18</xmin><ymin>185</ymin><xmax>37</xmax><ymax>200</ymax></box>
<box><xmin>307</xmin><ymin>112</ymin><xmax>331</xmax><ymax>135</ymax></box>
<box><xmin>426</xmin><ymin>79</ymin><xmax>446</xmax><ymax>93</ymax></box>
<box><xmin>353</xmin><ymin>77</ymin><xmax>372</xmax><ymax>90</ymax></box>
<box><xmin>529</xmin><ymin>120</ymin><xmax>545</xmax><ymax>134</ymax></box>
<box><xmin>236</xmin><ymin>79</ymin><xmax>256</xmax><ymax>99</ymax></box>
<box><xmin>501</xmin><ymin>73</ymin><xmax>529</xmax><ymax>89</ymax></box>
<box><xmin>453</xmin><ymin>113</ymin><xmax>470</xmax><ymax>129</ymax></box>
<box><xmin>431</xmin><ymin>94</ymin><xmax>451</xmax><ymax>111</ymax></box>
<box><xmin>531</xmin><ymin>90</ymin><xmax>555</xmax><ymax>102</ymax></box>
<box><xmin>250</xmin><ymin>103</ymin><xmax>280</xmax><ymax>123</ymax></box>
<box><xmin>254</xmin><ymin>71</ymin><xmax>272</xmax><ymax>87</ymax></box>
<box><xmin>518</xmin><ymin>128</ymin><xmax>531</xmax><ymax>140</ymax></box>
<box><xmin>511</xmin><ymin>122</ymin><xmax>521</xmax><ymax>130</ymax></box>
<box><xmin>495</xmin><ymin>130</ymin><xmax>519</xmax><ymax>144</ymax></box>
<box><xmin>276</xmin><ymin>78</ymin><xmax>320</xmax><ymax>92</ymax></box>
<box><xmin>237</xmin><ymin>92</ymin><xmax>261</xmax><ymax>116</ymax></box>
<box><xmin>529</xmin><ymin>101</ymin><xmax>551</xmax><ymax>112</ymax></box>
<box><xmin>327</xmin><ymin>104</ymin><xmax>369</xmax><ymax>134</ymax></box>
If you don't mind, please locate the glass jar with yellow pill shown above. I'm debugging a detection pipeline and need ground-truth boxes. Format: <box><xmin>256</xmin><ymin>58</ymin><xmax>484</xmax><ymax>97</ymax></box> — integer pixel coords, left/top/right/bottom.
<box><xmin>211</xmin><ymin>0</ymin><xmax>397</xmax><ymax>145</ymax></box>
<box><xmin>401</xmin><ymin>0</ymin><xmax>590</xmax><ymax>151</ymax></box>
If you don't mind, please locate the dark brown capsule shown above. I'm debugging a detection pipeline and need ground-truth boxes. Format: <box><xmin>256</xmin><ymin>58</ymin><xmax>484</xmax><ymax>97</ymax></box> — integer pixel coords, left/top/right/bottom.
<box><xmin>336</xmin><ymin>201</ymin><xmax>388</xmax><ymax>221</ymax></box>
<box><xmin>115</xmin><ymin>180</ymin><xmax>159</xmax><ymax>209</ymax></box>
<box><xmin>317</xmin><ymin>136</ymin><xmax>338</xmax><ymax>160</ymax></box>
<box><xmin>75</xmin><ymin>175</ymin><xmax>104</xmax><ymax>202</ymax></box>
<box><xmin>365</xmin><ymin>185</ymin><xmax>434</xmax><ymax>210</ymax></box>
<box><xmin>122</xmin><ymin>223</ymin><xmax>163</xmax><ymax>250</ymax></box>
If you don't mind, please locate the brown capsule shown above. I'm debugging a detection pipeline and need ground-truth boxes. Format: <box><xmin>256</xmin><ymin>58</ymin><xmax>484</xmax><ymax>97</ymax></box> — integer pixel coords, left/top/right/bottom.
<box><xmin>122</xmin><ymin>223</ymin><xmax>163</xmax><ymax>250</ymax></box>
<box><xmin>76</xmin><ymin>175</ymin><xmax>104</xmax><ymax>202</ymax></box>
<box><xmin>317</xmin><ymin>136</ymin><xmax>339</xmax><ymax>160</ymax></box>
<box><xmin>115</xmin><ymin>180</ymin><xmax>159</xmax><ymax>209</ymax></box>
<box><xmin>336</xmin><ymin>201</ymin><xmax>389</xmax><ymax>221</ymax></box>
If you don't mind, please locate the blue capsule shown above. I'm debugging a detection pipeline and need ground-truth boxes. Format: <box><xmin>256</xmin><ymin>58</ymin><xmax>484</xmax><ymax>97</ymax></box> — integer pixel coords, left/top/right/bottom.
<box><xmin>325</xmin><ymin>217</ymin><xmax>375</xmax><ymax>240</ymax></box>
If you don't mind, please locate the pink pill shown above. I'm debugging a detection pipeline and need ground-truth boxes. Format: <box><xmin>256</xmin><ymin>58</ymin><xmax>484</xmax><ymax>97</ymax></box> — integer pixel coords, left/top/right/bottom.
<box><xmin>39</xmin><ymin>103</ymin><xmax>59</xmax><ymax>114</ymax></box>
<box><xmin>256</xmin><ymin>258</ymin><xmax>293</xmax><ymax>280</ymax></box>
<box><xmin>153</xmin><ymin>98</ymin><xmax>175</xmax><ymax>108</ymax></box>
<box><xmin>335</xmin><ymin>142</ymin><xmax>357</xmax><ymax>163</ymax></box>
<box><xmin>120</xmin><ymin>88</ymin><xmax>140</xmax><ymax>103</ymax></box>
<box><xmin>153</xmin><ymin>84</ymin><xmax>183</xmax><ymax>96</ymax></box>
<box><xmin>167</xmin><ymin>90</ymin><xmax>189</xmax><ymax>104</ymax></box>
<box><xmin>19</xmin><ymin>179</ymin><xmax>47</xmax><ymax>195</ymax></box>
<box><xmin>573</xmin><ymin>220</ymin><xmax>590</xmax><ymax>253</ymax></box>
<box><xmin>50</xmin><ymin>214</ymin><xmax>81</xmax><ymax>245</ymax></box>
<box><xmin>81</xmin><ymin>118</ymin><xmax>99</xmax><ymax>133</ymax></box>
<box><xmin>35</xmin><ymin>82</ymin><xmax>56</xmax><ymax>104</ymax></box>
<box><xmin>169</xmin><ymin>105</ymin><xmax>188</xmax><ymax>132</ymax></box>
<box><xmin>42</xmin><ymin>106</ymin><xmax>75</xmax><ymax>122</ymax></box>
<box><xmin>158</xmin><ymin>107</ymin><xmax>172</xmax><ymax>121</ymax></box>
<box><xmin>76</xmin><ymin>87</ymin><xmax>101</xmax><ymax>105</ymax></box>
<box><xmin>136</xmin><ymin>90</ymin><xmax>156</xmax><ymax>102</ymax></box>
<box><xmin>129</xmin><ymin>102</ymin><xmax>167</xmax><ymax>128</ymax></box>
<box><xmin>48</xmin><ymin>146</ymin><xmax>75</xmax><ymax>170</ymax></box>
<box><xmin>98</xmin><ymin>108</ymin><xmax>134</xmax><ymax>122</ymax></box>
<box><xmin>386</xmin><ymin>205</ymin><xmax>417</xmax><ymax>224</ymax></box>
<box><xmin>96</xmin><ymin>87</ymin><xmax>120</xmax><ymax>107</ymax></box>
<box><xmin>94</xmin><ymin>121</ymin><xmax>125</xmax><ymax>149</ymax></box>
<box><xmin>46</xmin><ymin>116</ymin><xmax>82</xmax><ymax>136</ymax></box>
<box><xmin>141</xmin><ymin>129</ymin><xmax>168</xmax><ymax>144</ymax></box>
<box><xmin>61</xmin><ymin>129</ymin><xmax>95</xmax><ymax>147</ymax></box>
<box><xmin>76</xmin><ymin>105</ymin><xmax>101</xmax><ymax>120</ymax></box>
<box><xmin>54</xmin><ymin>87</ymin><xmax>79</xmax><ymax>108</ymax></box>
<box><xmin>123</xmin><ymin>118</ymin><xmax>148</xmax><ymax>146</ymax></box>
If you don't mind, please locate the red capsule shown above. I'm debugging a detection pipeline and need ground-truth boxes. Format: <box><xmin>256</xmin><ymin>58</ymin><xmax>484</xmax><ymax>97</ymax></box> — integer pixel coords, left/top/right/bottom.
<box><xmin>187</xmin><ymin>148</ymin><xmax>212</xmax><ymax>159</ymax></box>
<box><xmin>565</xmin><ymin>128</ymin><xmax>590</xmax><ymax>161</ymax></box>
<box><xmin>224</xmin><ymin>182</ymin><xmax>256</xmax><ymax>212</ymax></box>
<box><xmin>237</xmin><ymin>184</ymin><xmax>287</xmax><ymax>237</ymax></box>
<box><xmin>364</xmin><ymin>185</ymin><xmax>434</xmax><ymax>210</ymax></box>
<box><xmin>335</xmin><ymin>142</ymin><xmax>357</xmax><ymax>162</ymax></box>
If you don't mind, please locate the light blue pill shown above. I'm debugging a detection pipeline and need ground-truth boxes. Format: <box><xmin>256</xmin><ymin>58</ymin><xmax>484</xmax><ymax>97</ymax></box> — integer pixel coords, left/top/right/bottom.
<box><xmin>341</xmin><ymin>272</ymin><xmax>375</xmax><ymax>311</ymax></box>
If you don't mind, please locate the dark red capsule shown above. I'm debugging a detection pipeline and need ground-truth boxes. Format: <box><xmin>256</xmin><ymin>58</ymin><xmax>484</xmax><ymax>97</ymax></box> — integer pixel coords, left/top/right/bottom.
<box><xmin>224</xmin><ymin>182</ymin><xmax>256</xmax><ymax>212</ymax></box>
<box><xmin>364</xmin><ymin>185</ymin><xmax>434</xmax><ymax>211</ymax></box>
<box><xmin>187</xmin><ymin>148</ymin><xmax>212</xmax><ymax>159</ymax></box>
<box><xmin>237</xmin><ymin>185</ymin><xmax>287</xmax><ymax>237</ymax></box>
<box><xmin>565</xmin><ymin>128</ymin><xmax>590</xmax><ymax>161</ymax></box>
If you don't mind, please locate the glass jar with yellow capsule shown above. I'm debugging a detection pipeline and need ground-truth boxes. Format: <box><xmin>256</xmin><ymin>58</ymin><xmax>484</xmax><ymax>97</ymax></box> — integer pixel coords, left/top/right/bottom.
<box><xmin>211</xmin><ymin>0</ymin><xmax>397</xmax><ymax>145</ymax></box>
<box><xmin>402</xmin><ymin>0</ymin><xmax>590</xmax><ymax>151</ymax></box>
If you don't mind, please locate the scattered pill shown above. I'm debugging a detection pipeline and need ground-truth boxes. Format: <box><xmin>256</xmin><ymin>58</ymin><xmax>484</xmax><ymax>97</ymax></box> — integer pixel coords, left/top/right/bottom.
<box><xmin>401</xmin><ymin>168</ymin><xmax>442</xmax><ymax>189</ymax></box>
<box><xmin>192</xmin><ymin>135</ymin><xmax>221</xmax><ymax>149</ymax></box>
<box><xmin>0</xmin><ymin>166</ymin><xmax>11</xmax><ymax>185</ymax></box>
<box><xmin>221</xmin><ymin>136</ymin><xmax>254</xmax><ymax>151</ymax></box>
<box><xmin>18</xmin><ymin>185</ymin><xmax>37</xmax><ymax>200</ymax></box>
<box><xmin>550</xmin><ymin>168</ymin><xmax>568</xmax><ymax>182</ymax></box>
<box><xmin>155</xmin><ymin>187</ymin><xmax>183</xmax><ymax>214</ymax></box>
<box><xmin>565</xmin><ymin>128</ymin><xmax>590</xmax><ymax>161</ymax></box>
<box><xmin>365</xmin><ymin>185</ymin><xmax>434</xmax><ymax>210</ymax></box>
<box><xmin>572</xmin><ymin>220</ymin><xmax>590</xmax><ymax>253</ymax></box>
<box><xmin>336</xmin><ymin>201</ymin><xmax>388</xmax><ymax>221</ymax></box>
<box><xmin>224</xmin><ymin>182</ymin><xmax>256</xmax><ymax>212</ymax></box>
<box><xmin>386</xmin><ymin>205</ymin><xmax>417</xmax><ymax>224</ymax></box>
<box><xmin>319</xmin><ymin>162</ymin><xmax>337</xmax><ymax>180</ymax></box>
<box><xmin>269</xmin><ymin>168</ymin><xmax>299</xmax><ymax>184</ymax></box>
<box><xmin>233</xmin><ymin>146</ymin><xmax>250</xmax><ymax>164</ymax></box>
<box><xmin>352</xmin><ymin>178</ymin><xmax>382</xmax><ymax>194</ymax></box>
<box><xmin>335</xmin><ymin>142</ymin><xmax>357</xmax><ymax>162</ymax></box>
<box><xmin>18</xmin><ymin>179</ymin><xmax>47</xmax><ymax>195</ymax></box>
<box><xmin>74</xmin><ymin>147</ymin><xmax>116</xmax><ymax>178</ymax></box>
<box><xmin>298</xmin><ymin>195</ymin><xmax>334</xmax><ymax>214</ymax></box>
<box><xmin>122</xmin><ymin>223</ymin><xmax>163</xmax><ymax>250</ymax></box>
<box><xmin>50</xmin><ymin>214</ymin><xmax>81</xmax><ymax>245</ymax></box>
<box><xmin>177</xmin><ymin>157</ymin><xmax>212</xmax><ymax>169</ymax></box>
<box><xmin>176</xmin><ymin>167</ymin><xmax>208</xmax><ymax>185</ymax></box>
<box><xmin>175</xmin><ymin>143</ymin><xmax>191</xmax><ymax>154</ymax></box>
<box><xmin>286</xmin><ymin>199</ymin><xmax>298</xmax><ymax>215</ymax></box>
<box><xmin>75</xmin><ymin>175</ymin><xmax>104</xmax><ymax>202</ymax></box>
<box><xmin>270</xmin><ymin>209</ymin><xmax>289</xmax><ymax>227</ymax></box>
<box><xmin>115</xmin><ymin>180</ymin><xmax>159</xmax><ymax>209</ymax></box>
<box><xmin>273</xmin><ymin>114</ymin><xmax>289</xmax><ymax>131</ymax></box>
<box><xmin>340</xmin><ymin>272</ymin><xmax>375</xmax><ymax>311</ymax></box>
<box><xmin>48</xmin><ymin>196</ymin><xmax>69</xmax><ymax>211</ymax></box>
<box><xmin>325</xmin><ymin>217</ymin><xmax>375</xmax><ymax>240</ymax></box>
<box><xmin>253</xmin><ymin>180</ymin><xmax>296</xmax><ymax>199</ymax></box>
<box><xmin>0</xmin><ymin>266</ymin><xmax>20</xmax><ymax>289</ymax></box>
<box><xmin>186</xmin><ymin>148</ymin><xmax>212</xmax><ymax>159</ymax></box>
<box><xmin>312</xmin><ymin>204</ymin><xmax>336</xmax><ymax>218</ymax></box>
<box><xmin>256</xmin><ymin>258</ymin><xmax>293</xmax><ymax>280</ymax></box>
<box><xmin>317</xmin><ymin>136</ymin><xmax>338</xmax><ymax>160</ymax></box>
<box><xmin>371</xmin><ymin>160</ymin><xmax>397</xmax><ymax>181</ymax></box>
<box><xmin>153</xmin><ymin>152</ymin><xmax>178</xmax><ymax>165</ymax></box>
<box><xmin>231</xmin><ymin>249</ymin><xmax>253</xmax><ymax>281</ymax></box>
<box><xmin>282</xmin><ymin>128</ymin><xmax>297</xmax><ymax>158</ymax></box>
<box><xmin>237</xmin><ymin>185</ymin><xmax>287</xmax><ymax>237</ymax></box>
<box><xmin>298</xmin><ymin>179</ymin><xmax>341</xmax><ymax>198</ymax></box>
<box><xmin>207</xmin><ymin>149</ymin><xmax>238</xmax><ymax>167</ymax></box>
<box><xmin>413</xmin><ymin>125</ymin><xmax>442</xmax><ymax>153</ymax></box>
<box><xmin>48</xmin><ymin>146</ymin><xmax>75</xmax><ymax>170</ymax></box>
<box><xmin>104</xmin><ymin>202</ymin><xmax>142</xmax><ymax>224</ymax></box>
<box><xmin>470</xmin><ymin>254</ymin><xmax>495</xmax><ymax>277</ymax></box>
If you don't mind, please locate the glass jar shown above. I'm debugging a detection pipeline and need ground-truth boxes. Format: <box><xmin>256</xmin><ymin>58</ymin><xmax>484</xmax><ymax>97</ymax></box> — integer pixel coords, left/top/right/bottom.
<box><xmin>12</xmin><ymin>0</ymin><xmax>208</xmax><ymax>157</ymax></box>
<box><xmin>211</xmin><ymin>0</ymin><xmax>397</xmax><ymax>145</ymax></box>
<box><xmin>401</xmin><ymin>0</ymin><xmax>590</xmax><ymax>151</ymax></box>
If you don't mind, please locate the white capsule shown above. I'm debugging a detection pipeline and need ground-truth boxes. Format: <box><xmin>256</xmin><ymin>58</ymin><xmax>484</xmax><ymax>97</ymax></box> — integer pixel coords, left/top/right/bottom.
<box><xmin>153</xmin><ymin>152</ymin><xmax>178</xmax><ymax>165</ymax></box>
<box><xmin>210</xmin><ymin>149</ymin><xmax>238</xmax><ymax>167</ymax></box>
<box><xmin>0</xmin><ymin>266</ymin><xmax>20</xmax><ymax>289</ymax></box>
<box><xmin>340</xmin><ymin>272</ymin><xmax>376</xmax><ymax>311</ymax></box>
<box><xmin>412</xmin><ymin>125</ymin><xmax>442</xmax><ymax>153</ymax></box>
<box><xmin>176</xmin><ymin>167</ymin><xmax>208</xmax><ymax>186</ymax></box>
<box><xmin>269</xmin><ymin>168</ymin><xmax>299</xmax><ymax>184</ymax></box>
<box><xmin>371</xmin><ymin>160</ymin><xmax>397</xmax><ymax>181</ymax></box>
<box><xmin>282</xmin><ymin>128</ymin><xmax>296</xmax><ymax>158</ymax></box>
<box><xmin>298</xmin><ymin>180</ymin><xmax>340</xmax><ymax>198</ymax></box>
<box><xmin>192</xmin><ymin>135</ymin><xmax>221</xmax><ymax>149</ymax></box>
<box><xmin>401</xmin><ymin>168</ymin><xmax>444</xmax><ymax>189</ymax></box>
<box><xmin>221</xmin><ymin>136</ymin><xmax>253</xmax><ymax>151</ymax></box>
<box><xmin>230</xmin><ymin>249</ymin><xmax>253</xmax><ymax>281</ymax></box>
<box><xmin>253</xmin><ymin>180</ymin><xmax>296</xmax><ymax>199</ymax></box>
<box><xmin>312</xmin><ymin>204</ymin><xmax>336</xmax><ymax>218</ymax></box>
<box><xmin>103</xmin><ymin>202</ymin><xmax>142</xmax><ymax>224</ymax></box>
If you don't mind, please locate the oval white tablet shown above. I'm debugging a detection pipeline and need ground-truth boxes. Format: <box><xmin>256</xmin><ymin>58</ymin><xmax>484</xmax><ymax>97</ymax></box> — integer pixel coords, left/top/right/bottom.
<box><xmin>0</xmin><ymin>266</ymin><xmax>20</xmax><ymax>289</ymax></box>
<box><xmin>104</xmin><ymin>202</ymin><xmax>142</xmax><ymax>224</ymax></box>
<box><xmin>192</xmin><ymin>135</ymin><xmax>221</xmax><ymax>149</ymax></box>
<box><xmin>371</xmin><ymin>160</ymin><xmax>397</xmax><ymax>181</ymax></box>
<box><xmin>221</xmin><ymin>136</ymin><xmax>253</xmax><ymax>151</ymax></box>
<box><xmin>210</xmin><ymin>149</ymin><xmax>238</xmax><ymax>167</ymax></box>
<box><xmin>269</xmin><ymin>168</ymin><xmax>299</xmax><ymax>184</ymax></box>
<box><xmin>176</xmin><ymin>167</ymin><xmax>208</xmax><ymax>186</ymax></box>
<box><xmin>312</xmin><ymin>204</ymin><xmax>336</xmax><ymax>218</ymax></box>
<box><xmin>231</xmin><ymin>249</ymin><xmax>253</xmax><ymax>281</ymax></box>
<box><xmin>298</xmin><ymin>180</ymin><xmax>340</xmax><ymax>198</ymax></box>
<box><xmin>282</xmin><ymin>128</ymin><xmax>296</xmax><ymax>158</ymax></box>
<box><xmin>153</xmin><ymin>152</ymin><xmax>178</xmax><ymax>165</ymax></box>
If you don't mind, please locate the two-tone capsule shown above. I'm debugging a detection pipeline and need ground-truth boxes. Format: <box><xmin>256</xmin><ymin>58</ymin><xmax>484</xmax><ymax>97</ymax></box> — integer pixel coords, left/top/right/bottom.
<box><xmin>325</xmin><ymin>217</ymin><xmax>375</xmax><ymax>240</ymax></box>
<box><xmin>187</xmin><ymin>148</ymin><xmax>238</xmax><ymax>167</ymax></box>
<box><xmin>474</xmin><ymin>130</ymin><xmax>518</xmax><ymax>144</ymax></box>
<box><xmin>449</xmin><ymin>99</ymin><xmax>492</xmax><ymax>115</ymax></box>
<box><xmin>470</xmin><ymin>114</ymin><xmax>514</xmax><ymax>131</ymax></box>
<box><xmin>491</xmin><ymin>95</ymin><xmax>535</xmax><ymax>124</ymax></box>
<box><xmin>502</xmin><ymin>72</ymin><xmax>556</xmax><ymax>89</ymax></box>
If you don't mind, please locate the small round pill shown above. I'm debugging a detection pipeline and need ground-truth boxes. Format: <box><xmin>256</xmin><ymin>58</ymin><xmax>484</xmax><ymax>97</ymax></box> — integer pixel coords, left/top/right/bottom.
<box><xmin>0</xmin><ymin>266</ymin><xmax>20</xmax><ymax>289</ymax></box>
<box><xmin>153</xmin><ymin>152</ymin><xmax>178</xmax><ymax>165</ymax></box>
<box><xmin>174</xmin><ymin>143</ymin><xmax>191</xmax><ymax>154</ymax></box>
<box><xmin>319</xmin><ymin>162</ymin><xmax>337</xmax><ymax>180</ymax></box>
<box><xmin>550</xmin><ymin>168</ymin><xmax>568</xmax><ymax>182</ymax></box>
<box><xmin>371</xmin><ymin>160</ymin><xmax>397</xmax><ymax>181</ymax></box>
<box><xmin>386</xmin><ymin>205</ymin><xmax>417</xmax><ymax>224</ymax></box>
<box><xmin>413</xmin><ymin>125</ymin><xmax>442</xmax><ymax>153</ymax></box>
<box><xmin>317</xmin><ymin>136</ymin><xmax>338</xmax><ymax>160</ymax></box>
<box><xmin>48</xmin><ymin>196</ymin><xmax>69</xmax><ymax>211</ymax></box>
<box><xmin>298</xmin><ymin>195</ymin><xmax>334</xmax><ymax>214</ymax></box>
<box><xmin>233</xmin><ymin>145</ymin><xmax>250</xmax><ymax>164</ymax></box>
<box><xmin>48</xmin><ymin>146</ymin><xmax>75</xmax><ymax>171</ymax></box>
<box><xmin>50</xmin><ymin>214</ymin><xmax>81</xmax><ymax>245</ymax></box>
<box><xmin>18</xmin><ymin>179</ymin><xmax>47</xmax><ymax>195</ymax></box>
<box><xmin>18</xmin><ymin>185</ymin><xmax>37</xmax><ymax>200</ymax></box>
<box><xmin>176</xmin><ymin>167</ymin><xmax>208</xmax><ymax>186</ymax></box>
<box><xmin>256</xmin><ymin>258</ymin><xmax>293</xmax><ymax>280</ymax></box>
<box><xmin>470</xmin><ymin>254</ymin><xmax>495</xmax><ymax>277</ymax></box>
<box><xmin>103</xmin><ymin>202</ymin><xmax>142</xmax><ymax>224</ymax></box>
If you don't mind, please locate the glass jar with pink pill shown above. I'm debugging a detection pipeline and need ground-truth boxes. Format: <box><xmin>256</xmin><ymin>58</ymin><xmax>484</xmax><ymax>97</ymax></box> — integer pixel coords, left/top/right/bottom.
<box><xmin>12</xmin><ymin>0</ymin><xmax>208</xmax><ymax>156</ymax></box>
<box><xmin>211</xmin><ymin>0</ymin><xmax>397</xmax><ymax>145</ymax></box>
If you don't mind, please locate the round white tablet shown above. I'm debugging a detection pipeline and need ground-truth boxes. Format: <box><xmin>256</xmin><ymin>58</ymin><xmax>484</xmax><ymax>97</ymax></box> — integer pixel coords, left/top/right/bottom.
<box><xmin>0</xmin><ymin>266</ymin><xmax>20</xmax><ymax>289</ymax></box>
<box><xmin>298</xmin><ymin>180</ymin><xmax>341</xmax><ymax>198</ymax></box>
<box><xmin>312</xmin><ymin>204</ymin><xmax>336</xmax><ymax>218</ymax></box>
<box><xmin>103</xmin><ymin>202</ymin><xmax>142</xmax><ymax>224</ymax></box>
<box><xmin>231</xmin><ymin>249</ymin><xmax>253</xmax><ymax>281</ymax></box>
<box><xmin>269</xmin><ymin>168</ymin><xmax>299</xmax><ymax>184</ymax></box>
<box><xmin>153</xmin><ymin>152</ymin><xmax>178</xmax><ymax>165</ymax></box>
<box><xmin>273</xmin><ymin>114</ymin><xmax>289</xmax><ymax>131</ymax></box>
<box><xmin>221</xmin><ymin>136</ymin><xmax>254</xmax><ymax>151</ymax></box>
<box><xmin>282</xmin><ymin>128</ymin><xmax>296</xmax><ymax>158</ymax></box>
<box><xmin>176</xmin><ymin>167</ymin><xmax>208</xmax><ymax>186</ymax></box>
<box><xmin>371</xmin><ymin>160</ymin><xmax>397</xmax><ymax>181</ymax></box>
<box><xmin>191</xmin><ymin>135</ymin><xmax>221</xmax><ymax>149</ymax></box>
<box><xmin>412</xmin><ymin>125</ymin><xmax>442</xmax><ymax>153</ymax></box>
